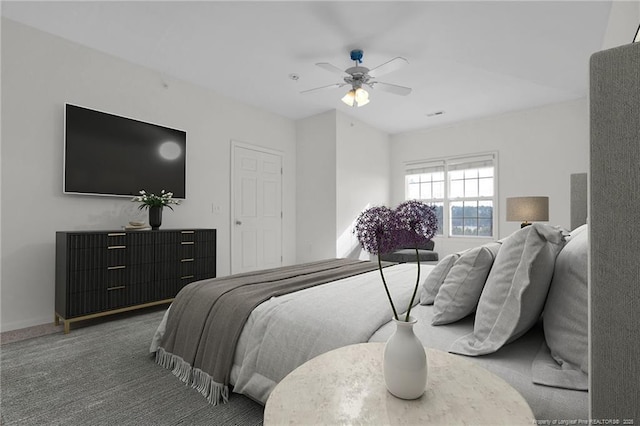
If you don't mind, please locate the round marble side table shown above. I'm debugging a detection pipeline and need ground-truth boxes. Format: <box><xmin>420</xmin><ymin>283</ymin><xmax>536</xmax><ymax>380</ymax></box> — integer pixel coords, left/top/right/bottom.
<box><xmin>264</xmin><ymin>342</ymin><xmax>534</xmax><ymax>425</ymax></box>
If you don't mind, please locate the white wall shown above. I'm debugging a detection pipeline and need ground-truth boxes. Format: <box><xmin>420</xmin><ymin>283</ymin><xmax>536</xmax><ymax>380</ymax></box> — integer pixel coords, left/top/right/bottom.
<box><xmin>0</xmin><ymin>19</ymin><xmax>297</xmax><ymax>332</ymax></box>
<box><xmin>390</xmin><ymin>99</ymin><xmax>589</xmax><ymax>257</ymax></box>
<box><xmin>336</xmin><ymin>111</ymin><xmax>390</xmax><ymax>259</ymax></box>
<box><xmin>296</xmin><ymin>110</ymin><xmax>391</xmax><ymax>263</ymax></box>
<box><xmin>295</xmin><ymin>111</ymin><xmax>337</xmax><ymax>263</ymax></box>
<box><xmin>601</xmin><ymin>1</ymin><xmax>640</xmax><ymax>49</ymax></box>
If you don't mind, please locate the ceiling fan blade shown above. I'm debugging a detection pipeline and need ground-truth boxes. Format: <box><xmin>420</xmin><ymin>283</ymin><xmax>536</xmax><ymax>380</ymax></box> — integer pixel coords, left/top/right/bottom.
<box><xmin>300</xmin><ymin>83</ymin><xmax>345</xmax><ymax>94</ymax></box>
<box><xmin>368</xmin><ymin>57</ymin><xmax>408</xmax><ymax>78</ymax></box>
<box><xmin>369</xmin><ymin>81</ymin><xmax>412</xmax><ymax>96</ymax></box>
<box><xmin>316</xmin><ymin>62</ymin><xmax>350</xmax><ymax>76</ymax></box>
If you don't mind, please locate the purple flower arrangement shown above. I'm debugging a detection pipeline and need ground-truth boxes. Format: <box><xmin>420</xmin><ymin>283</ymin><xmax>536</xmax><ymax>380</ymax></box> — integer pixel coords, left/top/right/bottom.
<box><xmin>353</xmin><ymin>200</ymin><xmax>438</xmax><ymax>322</ymax></box>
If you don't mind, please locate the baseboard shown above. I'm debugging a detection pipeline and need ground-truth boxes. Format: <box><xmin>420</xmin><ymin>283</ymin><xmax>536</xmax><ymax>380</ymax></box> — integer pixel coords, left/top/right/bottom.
<box><xmin>0</xmin><ymin>321</ymin><xmax>63</xmax><ymax>345</ymax></box>
<box><xmin>0</xmin><ymin>315</ymin><xmax>55</xmax><ymax>334</ymax></box>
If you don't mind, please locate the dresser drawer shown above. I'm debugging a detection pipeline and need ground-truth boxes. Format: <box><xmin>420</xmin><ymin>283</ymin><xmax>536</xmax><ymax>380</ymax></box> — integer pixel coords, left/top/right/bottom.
<box><xmin>68</xmin><ymin>265</ymin><xmax>135</xmax><ymax>293</ymax></box>
<box><xmin>69</xmin><ymin>248</ymin><xmax>132</xmax><ymax>270</ymax></box>
<box><xmin>67</xmin><ymin>233</ymin><xmax>116</xmax><ymax>249</ymax></box>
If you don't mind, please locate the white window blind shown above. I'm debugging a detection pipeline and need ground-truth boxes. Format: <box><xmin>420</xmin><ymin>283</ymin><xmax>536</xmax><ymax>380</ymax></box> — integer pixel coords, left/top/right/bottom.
<box><xmin>447</xmin><ymin>154</ymin><xmax>495</xmax><ymax>171</ymax></box>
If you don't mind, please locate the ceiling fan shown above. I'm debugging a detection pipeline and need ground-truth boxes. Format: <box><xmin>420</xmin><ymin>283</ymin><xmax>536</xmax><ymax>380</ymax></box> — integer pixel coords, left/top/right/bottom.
<box><xmin>301</xmin><ymin>49</ymin><xmax>412</xmax><ymax>107</ymax></box>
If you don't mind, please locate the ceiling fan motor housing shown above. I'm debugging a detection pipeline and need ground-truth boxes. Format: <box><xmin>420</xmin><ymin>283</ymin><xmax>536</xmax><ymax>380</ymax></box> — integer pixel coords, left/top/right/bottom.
<box><xmin>346</xmin><ymin>50</ymin><xmax>370</xmax><ymax>89</ymax></box>
<box><xmin>344</xmin><ymin>66</ymin><xmax>370</xmax><ymax>83</ymax></box>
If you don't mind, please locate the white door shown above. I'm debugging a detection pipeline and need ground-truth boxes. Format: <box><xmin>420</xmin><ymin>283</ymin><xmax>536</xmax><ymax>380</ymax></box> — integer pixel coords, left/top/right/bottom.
<box><xmin>231</xmin><ymin>143</ymin><xmax>283</xmax><ymax>274</ymax></box>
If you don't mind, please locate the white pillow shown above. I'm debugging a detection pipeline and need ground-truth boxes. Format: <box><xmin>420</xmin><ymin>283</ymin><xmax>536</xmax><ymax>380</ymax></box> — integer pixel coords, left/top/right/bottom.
<box><xmin>431</xmin><ymin>242</ymin><xmax>501</xmax><ymax>325</ymax></box>
<box><xmin>532</xmin><ymin>226</ymin><xmax>588</xmax><ymax>390</ymax></box>
<box><xmin>419</xmin><ymin>253</ymin><xmax>459</xmax><ymax>305</ymax></box>
<box><xmin>449</xmin><ymin>224</ymin><xmax>566</xmax><ymax>356</ymax></box>
<box><xmin>567</xmin><ymin>223</ymin><xmax>587</xmax><ymax>241</ymax></box>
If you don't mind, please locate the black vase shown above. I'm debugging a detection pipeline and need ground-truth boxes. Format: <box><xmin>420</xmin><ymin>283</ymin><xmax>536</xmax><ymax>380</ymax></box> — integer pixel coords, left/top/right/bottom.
<box><xmin>149</xmin><ymin>206</ymin><xmax>163</xmax><ymax>230</ymax></box>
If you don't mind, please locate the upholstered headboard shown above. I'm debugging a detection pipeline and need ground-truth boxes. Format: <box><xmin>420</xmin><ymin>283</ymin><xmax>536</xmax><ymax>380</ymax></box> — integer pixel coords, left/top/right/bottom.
<box><xmin>590</xmin><ymin>40</ymin><xmax>640</xmax><ymax>421</ymax></box>
<box><xmin>570</xmin><ymin>172</ymin><xmax>588</xmax><ymax>230</ymax></box>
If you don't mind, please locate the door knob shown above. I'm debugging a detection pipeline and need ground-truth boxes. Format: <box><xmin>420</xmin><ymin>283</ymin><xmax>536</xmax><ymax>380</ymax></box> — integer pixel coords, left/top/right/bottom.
<box><xmin>235</xmin><ymin>220</ymin><xmax>242</xmax><ymax>225</ymax></box>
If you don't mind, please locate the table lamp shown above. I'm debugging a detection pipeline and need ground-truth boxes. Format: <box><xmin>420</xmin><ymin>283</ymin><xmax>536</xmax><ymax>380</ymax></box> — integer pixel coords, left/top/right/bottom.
<box><xmin>506</xmin><ymin>196</ymin><xmax>549</xmax><ymax>228</ymax></box>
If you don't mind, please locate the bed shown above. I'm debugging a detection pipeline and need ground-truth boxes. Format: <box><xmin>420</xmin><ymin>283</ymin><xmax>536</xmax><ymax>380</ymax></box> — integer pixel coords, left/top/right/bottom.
<box><xmin>150</xmin><ymin>222</ymin><xmax>589</xmax><ymax>422</ymax></box>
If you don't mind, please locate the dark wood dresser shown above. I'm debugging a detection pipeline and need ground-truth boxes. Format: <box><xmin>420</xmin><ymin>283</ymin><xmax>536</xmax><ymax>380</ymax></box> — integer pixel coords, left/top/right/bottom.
<box><xmin>55</xmin><ymin>228</ymin><xmax>216</xmax><ymax>333</ymax></box>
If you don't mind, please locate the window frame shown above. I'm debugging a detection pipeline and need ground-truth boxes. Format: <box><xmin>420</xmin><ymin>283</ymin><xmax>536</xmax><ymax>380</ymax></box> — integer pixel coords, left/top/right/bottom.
<box><xmin>404</xmin><ymin>152</ymin><xmax>498</xmax><ymax>239</ymax></box>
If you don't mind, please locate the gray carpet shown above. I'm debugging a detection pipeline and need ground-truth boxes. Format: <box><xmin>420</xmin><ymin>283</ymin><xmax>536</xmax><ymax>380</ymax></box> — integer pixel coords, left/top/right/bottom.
<box><xmin>0</xmin><ymin>308</ymin><xmax>264</xmax><ymax>426</ymax></box>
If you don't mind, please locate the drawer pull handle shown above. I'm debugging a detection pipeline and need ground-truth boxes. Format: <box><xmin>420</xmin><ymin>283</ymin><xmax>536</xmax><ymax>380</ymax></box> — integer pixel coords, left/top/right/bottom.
<box><xmin>108</xmin><ymin>233</ymin><xmax>126</xmax><ymax>237</ymax></box>
<box><xmin>181</xmin><ymin>241</ymin><xmax>195</xmax><ymax>245</ymax></box>
<box><xmin>108</xmin><ymin>245</ymin><xmax>126</xmax><ymax>250</ymax></box>
<box><xmin>107</xmin><ymin>286</ymin><xmax>126</xmax><ymax>291</ymax></box>
<box><xmin>181</xmin><ymin>230</ymin><xmax>195</xmax><ymax>234</ymax></box>
<box><xmin>181</xmin><ymin>258</ymin><xmax>195</xmax><ymax>262</ymax></box>
<box><xmin>181</xmin><ymin>275</ymin><xmax>195</xmax><ymax>280</ymax></box>
<box><xmin>107</xmin><ymin>265</ymin><xmax>126</xmax><ymax>270</ymax></box>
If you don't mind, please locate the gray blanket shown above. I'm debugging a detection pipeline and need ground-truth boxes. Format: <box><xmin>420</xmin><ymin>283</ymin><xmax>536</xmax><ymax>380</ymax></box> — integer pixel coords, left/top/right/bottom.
<box><xmin>156</xmin><ymin>258</ymin><xmax>387</xmax><ymax>404</ymax></box>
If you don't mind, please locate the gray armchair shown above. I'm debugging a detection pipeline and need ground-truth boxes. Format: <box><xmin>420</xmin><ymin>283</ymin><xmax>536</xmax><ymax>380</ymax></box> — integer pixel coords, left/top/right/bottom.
<box><xmin>379</xmin><ymin>240</ymin><xmax>439</xmax><ymax>263</ymax></box>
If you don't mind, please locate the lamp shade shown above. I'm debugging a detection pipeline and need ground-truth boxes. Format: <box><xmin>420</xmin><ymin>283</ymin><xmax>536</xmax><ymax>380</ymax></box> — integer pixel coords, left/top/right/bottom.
<box><xmin>506</xmin><ymin>196</ymin><xmax>549</xmax><ymax>227</ymax></box>
<box><xmin>341</xmin><ymin>89</ymin><xmax>356</xmax><ymax>106</ymax></box>
<box><xmin>341</xmin><ymin>87</ymin><xmax>369</xmax><ymax>107</ymax></box>
<box><xmin>355</xmin><ymin>87</ymin><xmax>369</xmax><ymax>105</ymax></box>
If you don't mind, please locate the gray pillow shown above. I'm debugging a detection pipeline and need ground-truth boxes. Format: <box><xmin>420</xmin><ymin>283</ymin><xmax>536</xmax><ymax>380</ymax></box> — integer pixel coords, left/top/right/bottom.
<box><xmin>532</xmin><ymin>226</ymin><xmax>588</xmax><ymax>390</ymax></box>
<box><xmin>449</xmin><ymin>223</ymin><xmax>566</xmax><ymax>356</ymax></box>
<box><xmin>419</xmin><ymin>253</ymin><xmax>459</xmax><ymax>305</ymax></box>
<box><xmin>431</xmin><ymin>243</ymin><xmax>501</xmax><ymax>325</ymax></box>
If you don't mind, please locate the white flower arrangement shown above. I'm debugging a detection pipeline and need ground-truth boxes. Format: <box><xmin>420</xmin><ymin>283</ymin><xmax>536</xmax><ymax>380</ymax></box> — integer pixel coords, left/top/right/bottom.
<box><xmin>131</xmin><ymin>190</ymin><xmax>181</xmax><ymax>210</ymax></box>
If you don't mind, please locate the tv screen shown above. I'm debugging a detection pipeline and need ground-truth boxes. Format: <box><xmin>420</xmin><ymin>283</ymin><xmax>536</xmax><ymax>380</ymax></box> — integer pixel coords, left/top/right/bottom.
<box><xmin>64</xmin><ymin>104</ymin><xmax>186</xmax><ymax>199</ymax></box>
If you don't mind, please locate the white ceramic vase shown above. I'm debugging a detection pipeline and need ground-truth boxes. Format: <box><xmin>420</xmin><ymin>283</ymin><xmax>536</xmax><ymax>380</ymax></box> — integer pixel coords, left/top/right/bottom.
<box><xmin>383</xmin><ymin>315</ymin><xmax>427</xmax><ymax>399</ymax></box>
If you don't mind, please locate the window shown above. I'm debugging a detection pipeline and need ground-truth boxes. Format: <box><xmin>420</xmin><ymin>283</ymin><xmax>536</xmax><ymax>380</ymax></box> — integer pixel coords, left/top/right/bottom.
<box><xmin>405</xmin><ymin>153</ymin><xmax>497</xmax><ymax>238</ymax></box>
<box><xmin>406</xmin><ymin>163</ymin><xmax>445</xmax><ymax>234</ymax></box>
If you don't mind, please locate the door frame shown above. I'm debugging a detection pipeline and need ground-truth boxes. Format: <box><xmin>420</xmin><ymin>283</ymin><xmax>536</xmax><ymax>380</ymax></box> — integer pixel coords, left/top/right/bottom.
<box><xmin>230</xmin><ymin>140</ymin><xmax>284</xmax><ymax>274</ymax></box>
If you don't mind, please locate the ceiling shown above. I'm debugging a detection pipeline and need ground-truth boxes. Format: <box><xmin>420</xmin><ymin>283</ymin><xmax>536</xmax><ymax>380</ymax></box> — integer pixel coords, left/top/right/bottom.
<box><xmin>1</xmin><ymin>1</ymin><xmax>616</xmax><ymax>134</ymax></box>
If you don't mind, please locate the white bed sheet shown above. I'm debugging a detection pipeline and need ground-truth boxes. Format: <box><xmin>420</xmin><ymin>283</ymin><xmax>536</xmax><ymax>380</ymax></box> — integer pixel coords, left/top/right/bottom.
<box><xmin>229</xmin><ymin>262</ymin><xmax>421</xmax><ymax>402</ymax></box>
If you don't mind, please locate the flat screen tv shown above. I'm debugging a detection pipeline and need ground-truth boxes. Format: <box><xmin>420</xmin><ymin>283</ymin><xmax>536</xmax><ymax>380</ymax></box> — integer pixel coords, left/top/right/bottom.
<box><xmin>64</xmin><ymin>104</ymin><xmax>186</xmax><ymax>199</ymax></box>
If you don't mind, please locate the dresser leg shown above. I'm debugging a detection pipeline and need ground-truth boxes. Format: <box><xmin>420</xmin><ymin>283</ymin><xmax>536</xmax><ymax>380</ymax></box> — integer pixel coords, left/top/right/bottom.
<box><xmin>55</xmin><ymin>313</ymin><xmax>70</xmax><ymax>333</ymax></box>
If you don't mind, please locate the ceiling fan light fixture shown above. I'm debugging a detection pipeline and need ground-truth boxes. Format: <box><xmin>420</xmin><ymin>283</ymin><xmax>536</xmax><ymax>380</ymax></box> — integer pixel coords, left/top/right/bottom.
<box><xmin>341</xmin><ymin>89</ymin><xmax>356</xmax><ymax>106</ymax></box>
<box><xmin>355</xmin><ymin>87</ymin><xmax>369</xmax><ymax>104</ymax></box>
<box><xmin>342</xmin><ymin>87</ymin><xmax>370</xmax><ymax>107</ymax></box>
